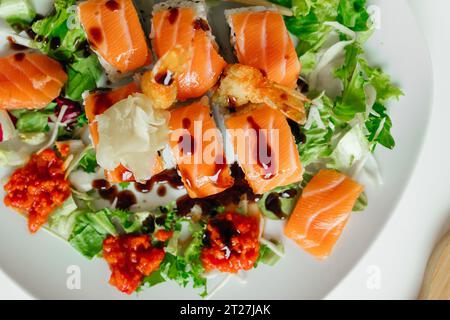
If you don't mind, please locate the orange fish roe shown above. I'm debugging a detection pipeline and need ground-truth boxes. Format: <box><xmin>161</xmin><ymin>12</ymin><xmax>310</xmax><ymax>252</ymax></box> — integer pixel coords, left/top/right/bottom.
<box><xmin>55</xmin><ymin>142</ymin><xmax>70</xmax><ymax>158</ymax></box>
<box><xmin>4</xmin><ymin>149</ymin><xmax>71</xmax><ymax>233</ymax></box>
<box><xmin>201</xmin><ymin>212</ymin><xmax>260</xmax><ymax>273</ymax></box>
<box><xmin>103</xmin><ymin>235</ymin><xmax>165</xmax><ymax>294</ymax></box>
<box><xmin>153</xmin><ymin>229</ymin><xmax>174</xmax><ymax>242</ymax></box>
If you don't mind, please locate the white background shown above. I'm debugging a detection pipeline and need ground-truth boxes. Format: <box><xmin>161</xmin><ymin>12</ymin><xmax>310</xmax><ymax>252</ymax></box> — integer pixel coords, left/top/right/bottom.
<box><xmin>0</xmin><ymin>0</ymin><xmax>449</xmax><ymax>299</ymax></box>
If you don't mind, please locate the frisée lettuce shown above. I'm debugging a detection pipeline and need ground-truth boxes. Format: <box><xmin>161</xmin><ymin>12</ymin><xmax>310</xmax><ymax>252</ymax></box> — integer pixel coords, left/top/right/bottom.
<box><xmin>31</xmin><ymin>0</ymin><xmax>103</xmax><ymax>101</ymax></box>
<box><xmin>273</xmin><ymin>0</ymin><xmax>402</xmax><ymax>176</ymax></box>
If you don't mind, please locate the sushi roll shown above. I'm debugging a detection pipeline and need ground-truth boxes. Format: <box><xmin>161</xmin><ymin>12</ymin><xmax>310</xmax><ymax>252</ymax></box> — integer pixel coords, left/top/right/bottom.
<box><xmin>151</xmin><ymin>0</ymin><xmax>227</xmax><ymax>101</ymax></box>
<box><xmin>78</xmin><ymin>0</ymin><xmax>151</xmax><ymax>81</ymax></box>
<box><xmin>225</xmin><ymin>7</ymin><xmax>301</xmax><ymax>88</ymax></box>
<box><xmin>0</xmin><ymin>52</ymin><xmax>67</xmax><ymax>109</ymax></box>
<box><xmin>225</xmin><ymin>103</ymin><xmax>303</xmax><ymax>195</ymax></box>
<box><xmin>84</xmin><ymin>82</ymin><xmax>164</xmax><ymax>183</ymax></box>
<box><xmin>169</xmin><ymin>98</ymin><xmax>234</xmax><ymax>198</ymax></box>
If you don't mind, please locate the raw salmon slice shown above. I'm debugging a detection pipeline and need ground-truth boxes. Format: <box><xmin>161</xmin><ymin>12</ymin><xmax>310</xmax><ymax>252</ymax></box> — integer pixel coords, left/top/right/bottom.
<box><xmin>84</xmin><ymin>82</ymin><xmax>163</xmax><ymax>183</ymax></box>
<box><xmin>284</xmin><ymin>170</ymin><xmax>364</xmax><ymax>259</ymax></box>
<box><xmin>79</xmin><ymin>0</ymin><xmax>151</xmax><ymax>75</ymax></box>
<box><xmin>0</xmin><ymin>52</ymin><xmax>67</xmax><ymax>109</ymax></box>
<box><xmin>151</xmin><ymin>1</ymin><xmax>227</xmax><ymax>101</ymax></box>
<box><xmin>225</xmin><ymin>103</ymin><xmax>302</xmax><ymax>195</ymax></box>
<box><xmin>226</xmin><ymin>8</ymin><xmax>300</xmax><ymax>88</ymax></box>
<box><xmin>169</xmin><ymin>99</ymin><xmax>234</xmax><ymax>198</ymax></box>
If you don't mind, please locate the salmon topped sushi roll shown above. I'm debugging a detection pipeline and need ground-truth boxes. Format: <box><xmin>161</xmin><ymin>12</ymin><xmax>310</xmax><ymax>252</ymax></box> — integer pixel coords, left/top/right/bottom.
<box><xmin>0</xmin><ymin>52</ymin><xmax>67</xmax><ymax>109</ymax></box>
<box><xmin>151</xmin><ymin>0</ymin><xmax>227</xmax><ymax>101</ymax></box>
<box><xmin>79</xmin><ymin>0</ymin><xmax>151</xmax><ymax>80</ymax></box>
<box><xmin>84</xmin><ymin>82</ymin><xmax>164</xmax><ymax>183</ymax></box>
<box><xmin>225</xmin><ymin>103</ymin><xmax>302</xmax><ymax>195</ymax></box>
<box><xmin>225</xmin><ymin>7</ymin><xmax>301</xmax><ymax>88</ymax></box>
<box><xmin>169</xmin><ymin>98</ymin><xmax>234</xmax><ymax>198</ymax></box>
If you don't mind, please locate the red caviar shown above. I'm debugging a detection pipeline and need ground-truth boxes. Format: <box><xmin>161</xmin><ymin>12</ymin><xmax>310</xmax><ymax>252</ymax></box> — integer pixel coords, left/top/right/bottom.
<box><xmin>55</xmin><ymin>142</ymin><xmax>70</xmax><ymax>158</ymax></box>
<box><xmin>103</xmin><ymin>234</ymin><xmax>165</xmax><ymax>294</ymax></box>
<box><xmin>4</xmin><ymin>149</ymin><xmax>71</xmax><ymax>233</ymax></box>
<box><xmin>201</xmin><ymin>212</ymin><xmax>260</xmax><ymax>273</ymax></box>
<box><xmin>154</xmin><ymin>229</ymin><xmax>174</xmax><ymax>242</ymax></box>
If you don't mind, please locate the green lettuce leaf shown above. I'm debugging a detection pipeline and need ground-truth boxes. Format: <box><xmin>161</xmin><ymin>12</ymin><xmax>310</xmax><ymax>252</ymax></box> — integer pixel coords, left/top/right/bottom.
<box><xmin>258</xmin><ymin>184</ymin><xmax>300</xmax><ymax>220</ymax></box>
<box><xmin>365</xmin><ymin>103</ymin><xmax>395</xmax><ymax>149</ymax></box>
<box><xmin>68</xmin><ymin>208</ymin><xmax>144</xmax><ymax>259</ymax></box>
<box><xmin>142</xmin><ymin>221</ymin><xmax>207</xmax><ymax>297</ymax></box>
<box><xmin>360</xmin><ymin>60</ymin><xmax>403</xmax><ymax>104</ymax></box>
<box><xmin>255</xmin><ymin>241</ymin><xmax>284</xmax><ymax>267</ymax></box>
<box><xmin>352</xmin><ymin>192</ymin><xmax>368</xmax><ymax>211</ymax></box>
<box><xmin>48</xmin><ymin>196</ymin><xmax>80</xmax><ymax>239</ymax></box>
<box><xmin>337</xmin><ymin>0</ymin><xmax>370</xmax><ymax>31</ymax></box>
<box><xmin>31</xmin><ymin>0</ymin><xmax>102</xmax><ymax>102</ymax></box>
<box><xmin>11</xmin><ymin>102</ymin><xmax>56</xmax><ymax>133</ymax></box>
<box><xmin>298</xmin><ymin>96</ymin><xmax>335</xmax><ymax>166</ymax></box>
<box><xmin>31</xmin><ymin>0</ymin><xmax>86</xmax><ymax>61</ymax></box>
<box><xmin>333</xmin><ymin>43</ymin><xmax>367</xmax><ymax>121</ymax></box>
<box><xmin>329</xmin><ymin>122</ymin><xmax>370</xmax><ymax>172</ymax></box>
<box><xmin>77</xmin><ymin>148</ymin><xmax>97</xmax><ymax>173</ymax></box>
<box><xmin>279</xmin><ymin>0</ymin><xmax>339</xmax><ymax>74</ymax></box>
<box><xmin>65</xmin><ymin>54</ymin><xmax>103</xmax><ymax>101</ymax></box>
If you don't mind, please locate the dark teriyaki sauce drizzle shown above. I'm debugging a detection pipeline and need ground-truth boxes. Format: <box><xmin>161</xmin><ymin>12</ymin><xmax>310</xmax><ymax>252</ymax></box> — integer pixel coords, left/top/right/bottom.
<box><xmin>13</xmin><ymin>52</ymin><xmax>25</xmax><ymax>62</ymax></box>
<box><xmin>88</xmin><ymin>27</ymin><xmax>103</xmax><ymax>45</ymax></box>
<box><xmin>265</xmin><ymin>193</ymin><xmax>283</xmax><ymax>219</ymax></box>
<box><xmin>134</xmin><ymin>169</ymin><xmax>184</xmax><ymax>194</ymax></box>
<box><xmin>105</xmin><ymin>0</ymin><xmax>120</xmax><ymax>11</ymax></box>
<box><xmin>92</xmin><ymin>179</ymin><xmax>136</xmax><ymax>210</ymax></box>
<box><xmin>92</xmin><ymin>91</ymin><xmax>113</xmax><ymax>116</ymax></box>
<box><xmin>155</xmin><ymin>71</ymin><xmax>174</xmax><ymax>86</ymax></box>
<box><xmin>167</xmin><ymin>8</ymin><xmax>179</xmax><ymax>24</ymax></box>
<box><xmin>264</xmin><ymin>189</ymin><xmax>298</xmax><ymax>219</ymax></box>
<box><xmin>247</xmin><ymin>116</ymin><xmax>275</xmax><ymax>180</ymax></box>
<box><xmin>157</xmin><ymin>185</ymin><xmax>167</xmax><ymax>197</ymax></box>
<box><xmin>176</xmin><ymin>163</ymin><xmax>259</xmax><ymax>216</ymax></box>
<box><xmin>287</xmin><ymin>118</ymin><xmax>306</xmax><ymax>145</ymax></box>
<box><xmin>193</xmin><ymin>18</ymin><xmax>210</xmax><ymax>31</ymax></box>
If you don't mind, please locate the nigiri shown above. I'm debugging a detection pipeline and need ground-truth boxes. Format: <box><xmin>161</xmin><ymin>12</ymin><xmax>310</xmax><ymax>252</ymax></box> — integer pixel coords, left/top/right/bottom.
<box><xmin>84</xmin><ymin>82</ymin><xmax>164</xmax><ymax>183</ymax></box>
<box><xmin>169</xmin><ymin>98</ymin><xmax>234</xmax><ymax>198</ymax></box>
<box><xmin>225</xmin><ymin>103</ymin><xmax>303</xmax><ymax>195</ymax></box>
<box><xmin>0</xmin><ymin>52</ymin><xmax>67</xmax><ymax>109</ymax></box>
<box><xmin>225</xmin><ymin>7</ymin><xmax>300</xmax><ymax>88</ymax></box>
<box><xmin>284</xmin><ymin>170</ymin><xmax>364</xmax><ymax>259</ymax></box>
<box><xmin>78</xmin><ymin>0</ymin><xmax>151</xmax><ymax>80</ymax></box>
<box><xmin>151</xmin><ymin>0</ymin><xmax>227</xmax><ymax>100</ymax></box>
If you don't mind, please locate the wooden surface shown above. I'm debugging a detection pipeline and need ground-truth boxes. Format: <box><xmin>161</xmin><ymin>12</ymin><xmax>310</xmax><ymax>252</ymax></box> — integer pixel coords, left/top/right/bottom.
<box><xmin>418</xmin><ymin>230</ymin><xmax>450</xmax><ymax>300</ymax></box>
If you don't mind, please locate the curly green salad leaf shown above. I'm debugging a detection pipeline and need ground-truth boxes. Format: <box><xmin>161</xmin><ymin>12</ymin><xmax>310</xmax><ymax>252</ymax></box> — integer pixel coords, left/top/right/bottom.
<box><xmin>31</xmin><ymin>0</ymin><xmax>84</xmax><ymax>60</ymax></box>
<box><xmin>141</xmin><ymin>206</ymin><xmax>208</xmax><ymax>297</ymax></box>
<box><xmin>77</xmin><ymin>148</ymin><xmax>97</xmax><ymax>173</ymax></box>
<box><xmin>259</xmin><ymin>0</ymin><xmax>402</xmax><ymax>217</ymax></box>
<box><xmin>30</xmin><ymin>0</ymin><xmax>103</xmax><ymax>101</ymax></box>
<box><xmin>337</xmin><ymin>0</ymin><xmax>369</xmax><ymax>31</ymax></box>
<box><xmin>272</xmin><ymin>0</ymin><xmax>402</xmax><ymax>162</ymax></box>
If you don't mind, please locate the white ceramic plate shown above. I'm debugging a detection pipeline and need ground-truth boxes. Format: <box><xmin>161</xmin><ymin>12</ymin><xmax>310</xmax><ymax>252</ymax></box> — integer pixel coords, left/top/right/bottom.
<box><xmin>0</xmin><ymin>0</ymin><xmax>433</xmax><ymax>299</ymax></box>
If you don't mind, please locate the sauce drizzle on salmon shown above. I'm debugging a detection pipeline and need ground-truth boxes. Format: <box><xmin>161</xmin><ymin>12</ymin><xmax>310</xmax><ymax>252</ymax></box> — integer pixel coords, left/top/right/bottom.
<box><xmin>247</xmin><ymin>116</ymin><xmax>275</xmax><ymax>180</ymax></box>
